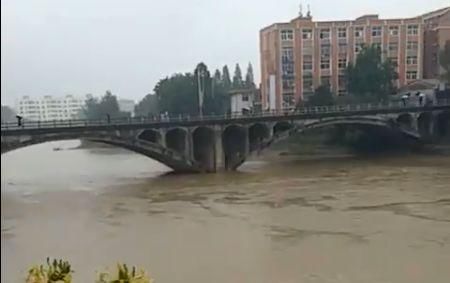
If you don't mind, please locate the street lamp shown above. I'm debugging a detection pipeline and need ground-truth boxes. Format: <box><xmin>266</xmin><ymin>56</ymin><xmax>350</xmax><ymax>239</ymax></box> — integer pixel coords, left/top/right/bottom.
<box><xmin>197</xmin><ymin>68</ymin><xmax>206</xmax><ymax>117</ymax></box>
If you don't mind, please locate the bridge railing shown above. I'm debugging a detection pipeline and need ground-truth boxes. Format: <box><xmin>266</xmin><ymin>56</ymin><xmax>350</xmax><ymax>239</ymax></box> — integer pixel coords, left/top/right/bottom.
<box><xmin>2</xmin><ymin>99</ymin><xmax>449</xmax><ymax>130</ymax></box>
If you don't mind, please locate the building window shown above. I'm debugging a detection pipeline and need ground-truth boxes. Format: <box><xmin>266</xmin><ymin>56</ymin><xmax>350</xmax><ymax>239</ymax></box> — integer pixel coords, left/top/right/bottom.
<box><xmin>406</xmin><ymin>70</ymin><xmax>418</xmax><ymax>80</ymax></box>
<box><xmin>371</xmin><ymin>26</ymin><xmax>382</xmax><ymax>37</ymax></box>
<box><xmin>407</xmin><ymin>25</ymin><xmax>419</xmax><ymax>35</ymax></box>
<box><xmin>372</xmin><ymin>43</ymin><xmax>382</xmax><ymax>51</ymax></box>
<box><xmin>406</xmin><ymin>41</ymin><xmax>418</xmax><ymax>51</ymax></box>
<box><xmin>281</xmin><ymin>47</ymin><xmax>293</xmax><ymax>62</ymax></box>
<box><xmin>282</xmin><ymin>79</ymin><xmax>295</xmax><ymax>90</ymax></box>
<box><xmin>388</xmin><ymin>42</ymin><xmax>398</xmax><ymax>52</ymax></box>
<box><xmin>282</xmin><ymin>94</ymin><xmax>295</xmax><ymax>109</ymax></box>
<box><xmin>339</xmin><ymin>42</ymin><xmax>347</xmax><ymax>50</ymax></box>
<box><xmin>338</xmin><ymin>58</ymin><xmax>347</xmax><ymax>69</ymax></box>
<box><xmin>282</xmin><ymin>63</ymin><xmax>294</xmax><ymax>76</ymax></box>
<box><xmin>406</xmin><ymin>56</ymin><xmax>418</xmax><ymax>65</ymax></box>
<box><xmin>320</xmin><ymin>28</ymin><xmax>330</xmax><ymax>39</ymax></box>
<box><xmin>302</xmin><ymin>55</ymin><xmax>313</xmax><ymax>71</ymax></box>
<box><xmin>320</xmin><ymin>44</ymin><xmax>331</xmax><ymax>55</ymax></box>
<box><xmin>389</xmin><ymin>26</ymin><xmax>399</xmax><ymax>36</ymax></box>
<box><xmin>302</xmin><ymin>29</ymin><xmax>313</xmax><ymax>39</ymax></box>
<box><xmin>354</xmin><ymin>27</ymin><xmax>364</xmax><ymax>38</ymax></box>
<box><xmin>303</xmin><ymin>75</ymin><xmax>314</xmax><ymax>93</ymax></box>
<box><xmin>389</xmin><ymin>57</ymin><xmax>398</xmax><ymax>67</ymax></box>
<box><xmin>338</xmin><ymin>27</ymin><xmax>347</xmax><ymax>38</ymax></box>
<box><xmin>242</xmin><ymin>94</ymin><xmax>249</xmax><ymax>102</ymax></box>
<box><xmin>320</xmin><ymin>76</ymin><xmax>331</xmax><ymax>87</ymax></box>
<box><xmin>355</xmin><ymin>43</ymin><xmax>364</xmax><ymax>53</ymax></box>
<box><xmin>320</xmin><ymin>58</ymin><xmax>330</xmax><ymax>69</ymax></box>
<box><xmin>280</xmin><ymin>30</ymin><xmax>294</xmax><ymax>41</ymax></box>
<box><xmin>338</xmin><ymin>76</ymin><xmax>346</xmax><ymax>95</ymax></box>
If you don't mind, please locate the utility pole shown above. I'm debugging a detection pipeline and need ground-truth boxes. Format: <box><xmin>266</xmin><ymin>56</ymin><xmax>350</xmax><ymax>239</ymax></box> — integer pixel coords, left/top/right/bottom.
<box><xmin>197</xmin><ymin>68</ymin><xmax>205</xmax><ymax>117</ymax></box>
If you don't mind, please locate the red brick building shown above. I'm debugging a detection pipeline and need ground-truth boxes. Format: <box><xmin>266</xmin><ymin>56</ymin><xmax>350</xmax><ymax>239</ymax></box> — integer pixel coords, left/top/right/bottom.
<box><xmin>260</xmin><ymin>7</ymin><xmax>450</xmax><ymax>110</ymax></box>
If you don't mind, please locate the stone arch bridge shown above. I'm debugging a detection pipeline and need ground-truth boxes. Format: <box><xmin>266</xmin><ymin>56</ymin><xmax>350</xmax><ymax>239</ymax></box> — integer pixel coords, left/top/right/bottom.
<box><xmin>2</xmin><ymin>103</ymin><xmax>449</xmax><ymax>173</ymax></box>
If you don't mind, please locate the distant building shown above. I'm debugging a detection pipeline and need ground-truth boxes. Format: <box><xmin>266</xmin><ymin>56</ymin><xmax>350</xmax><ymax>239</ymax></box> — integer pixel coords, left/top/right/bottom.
<box><xmin>229</xmin><ymin>89</ymin><xmax>258</xmax><ymax>114</ymax></box>
<box><xmin>118</xmin><ymin>99</ymin><xmax>135</xmax><ymax>116</ymax></box>
<box><xmin>15</xmin><ymin>95</ymin><xmax>87</xmax><ymax>121</ymax></box>
<box><xmin>260</xmin><ymin>6</ymin><xmax>450</xmax><ymax>110</ymax></box>
<box><xmin>422</xmin><ymin>8</ymin><xmax>450</xmax><ymax>79</ymax></box>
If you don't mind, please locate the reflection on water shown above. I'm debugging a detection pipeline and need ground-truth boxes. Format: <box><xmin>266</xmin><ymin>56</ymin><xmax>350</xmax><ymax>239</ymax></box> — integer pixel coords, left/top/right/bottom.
<box><xmin>2</xmin><ymin>140</ymin><xmax>450</xmax><ymax>283</ymax></box>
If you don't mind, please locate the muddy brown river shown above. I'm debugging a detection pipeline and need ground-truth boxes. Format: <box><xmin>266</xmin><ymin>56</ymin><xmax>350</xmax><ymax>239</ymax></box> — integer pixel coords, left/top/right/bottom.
<box><xmin>1</xmin><ymin>140</ymin><xmax>450</xmax><ymax>283</ymax></box>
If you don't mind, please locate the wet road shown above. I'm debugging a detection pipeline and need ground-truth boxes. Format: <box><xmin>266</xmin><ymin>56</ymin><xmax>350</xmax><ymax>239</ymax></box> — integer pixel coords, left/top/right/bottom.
<box><xmin>2</xmin><ymin>140</ymin><xmax>450</xmax><ymax>282</ymax></box>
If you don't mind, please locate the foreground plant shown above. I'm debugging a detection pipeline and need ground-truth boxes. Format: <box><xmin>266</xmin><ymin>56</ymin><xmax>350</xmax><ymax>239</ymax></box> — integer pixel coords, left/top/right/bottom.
<box><xmin>96</xmin><ymin>263</ymin><xmax>153</xmax><ymax>283</ymax></box>
<box><xmin>26</xmin><ymin>258</ymin><xmax>73</xmax><ymax>283</ymax></box>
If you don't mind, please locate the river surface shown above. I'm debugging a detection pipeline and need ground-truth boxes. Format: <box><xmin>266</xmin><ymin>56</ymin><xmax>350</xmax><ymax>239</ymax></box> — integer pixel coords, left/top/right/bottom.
<box><xmin>2</xmin><ymin>140</ymin><xmax>450</xmax><ymax>283</ymax></box>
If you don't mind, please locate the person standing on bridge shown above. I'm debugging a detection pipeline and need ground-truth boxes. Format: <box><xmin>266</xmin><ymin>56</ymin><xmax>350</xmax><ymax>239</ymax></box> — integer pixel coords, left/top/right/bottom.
<box><xmin>16</xmin><ymin>115</ymin><xmax>23</xmax><ymax>127</ymax></box>
<box><xmin>401</xmin><ymin>94</ymin><xmax>409</xmax><ymax>107</ymax></box>
<box><xmin>418</xmin><ymin>92</ymin><xmax>425</xmax><ymax>106</ymax></box>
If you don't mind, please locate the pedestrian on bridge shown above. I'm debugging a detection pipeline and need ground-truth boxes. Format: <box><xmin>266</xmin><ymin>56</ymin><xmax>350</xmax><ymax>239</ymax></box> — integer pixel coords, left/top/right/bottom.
<box><xmin>418</xmin><ymin>93</ymin><xmax>425</xmax><ymax>106</ymax></box>
<box><xmin>401</xmin><ymin>94</ymin><xmax>409</xmax><ymax>107</ymax></box>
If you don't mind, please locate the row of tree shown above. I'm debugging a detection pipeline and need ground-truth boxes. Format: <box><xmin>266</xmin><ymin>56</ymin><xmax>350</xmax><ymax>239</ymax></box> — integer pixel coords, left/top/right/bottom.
<box><xmin>135</xmin><ymin>63</ymin><xmax>255</xmax><ymax>117</ymax></box>
<box><xmin>80</xmin><ymin>62</ymin><xmax>255</xmax><ymax>119</ymax></box>
<box><xmin>82</xmin><ymin>91</ymin><xmax>129</xmax><ymax>120</ymax></box>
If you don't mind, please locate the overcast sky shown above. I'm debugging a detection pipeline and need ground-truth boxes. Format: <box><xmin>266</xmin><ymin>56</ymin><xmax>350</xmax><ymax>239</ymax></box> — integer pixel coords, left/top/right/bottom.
<box><xmin>1</xmin><ymin>0</ymin><xmax>448</xmax><ymax>105</ymax></box>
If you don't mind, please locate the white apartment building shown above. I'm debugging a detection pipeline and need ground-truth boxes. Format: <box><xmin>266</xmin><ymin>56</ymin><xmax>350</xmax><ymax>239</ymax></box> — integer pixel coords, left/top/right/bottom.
<box><xmin>229</xmin><ymin>89</ymin><xmax>256</xmax><ymax>114</ymax></box>
<box><xmin>16</xmin><ymin>95</ymin><xmax>87</xmax><ymax>121</ymax></box>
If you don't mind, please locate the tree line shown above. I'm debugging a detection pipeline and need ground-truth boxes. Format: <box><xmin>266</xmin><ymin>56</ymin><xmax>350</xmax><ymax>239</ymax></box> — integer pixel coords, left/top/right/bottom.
<box><xmin>81</xmin><ymin>63</ymin><xmax>256</xmax><ymax>119</ymax></box>
<box><xmin>134</xmin><ymin>63</ymin><xmax>255</xmax><ymax>117</ymax></box>
<box><xmin>82</xmin><ymin>91</ymin><xmax>130</xmax><ymax>120</ymax></box>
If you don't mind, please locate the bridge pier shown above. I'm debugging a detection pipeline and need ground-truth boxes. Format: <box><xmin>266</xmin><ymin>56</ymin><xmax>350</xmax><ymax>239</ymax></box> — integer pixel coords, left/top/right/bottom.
<box><xmin>214</xmin><ymin>126</ymin><xmax>225</xmax><ymax>171</ymax></box>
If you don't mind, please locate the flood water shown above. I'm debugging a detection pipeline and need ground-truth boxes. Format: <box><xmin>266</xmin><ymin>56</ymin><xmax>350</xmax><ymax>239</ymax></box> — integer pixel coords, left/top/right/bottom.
<box><xmin>2</xmin><ymin>140</ymin><xmax>450</xmax><ymax>283</ymax></box>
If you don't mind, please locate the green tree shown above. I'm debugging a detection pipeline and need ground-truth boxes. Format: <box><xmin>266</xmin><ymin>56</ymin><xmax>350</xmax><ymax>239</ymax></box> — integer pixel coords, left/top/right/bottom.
<box><xmin>213</xmin><ymin>69</ymin><xmax>221</xmax><ymax>84</ymax></box>
<box><xmin>155</xmin><ymin>73</ymin><xmax>198</xmax><ymax>115</ymax></box>
<box><xmin>134</xmin><ymin>94</ymin><xmax>159</xmax><ymax>117</ymax></box>
<box><xmin>439</xmin><ymin>40</ymin><xmax>450</xmax><ymax>83</ymax></box>
<box><xmin>152</xmin><ymin>63</ymin><xmax>235</xmax><ymax>117</ymax></box>
<box><xmin>346</xmin><ymin>44</ymin><xmax>398</xmax><ymax>102</ymax></box>
<box><xmin>307</xmin><ymin>84</ymin><xmax>335</xmax><ymax>106</ymax></box>
<box><xmin>245</xmin><ymin>62</ymin><xmax>255</xmax><ymax>88</ymax></box>
<box><xmin>82</xmin><ymin>91</ymin><xmax>125</xmax><ymax>120</ymax></box>
<box><xmin>98</xmin><ymin>90</ymin><xmax>121</xmax><ymax>118</ymax></box>
<box><xmin>232</xmin><ymin>63</ymin><xmax>243</xmax><ymax>88</ymax></box>
<box><xmin>222</xmin><ymin>65</ymin><xmax>231</xmax><ymax>89</ymax></box>
<box><xmin>83</xmin><ymin>95</ymin><xmax>100</xmax><ymax>119</ymax></box>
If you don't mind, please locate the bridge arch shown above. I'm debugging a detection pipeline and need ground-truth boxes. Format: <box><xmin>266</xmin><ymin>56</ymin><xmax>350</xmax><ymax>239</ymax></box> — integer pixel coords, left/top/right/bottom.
<box><xmin>222</xmin><ymin>124</ymin><xmax>247</xmax><ymax>170</ymax></box>
<box><xmin>192</xmin><ymin>126</ymin><xmax>216</xmax><ymax>172</ymax></box>
<box><xmin>166</xmin><ymin>128</ymin><xmax>187</xmax><ymax>154</ymax></box>
<box><xmin>138</xmin><ymin>129</ymin><xmax>162</xmax><ymax>144</ymax></box>
<box><xmin>273</xmin><ymin>121</ymin><xmax>293</xmax><ymax>136</ymax></box>
<box><xmin>246</xmin><ymin>116</ymin><xmax>422</xmax><ymax>163</ymax></box>
<box><xmin>435</xmin><ymin>110</ymin><xmax>450</xmax><ymax>139</ymax></box>
<box><xmin>248</xmin><ymin>123</ymin><xmax>270</xmax><ymax>151</ymax></box>
<box><xmin>417</xmin><ymin>112</ymin><xmax>433</xmax><ymax>138</ymax></box>
<box><xmin>396</xmin><ymin>113</ymin><xmax>414</xmax><ymax>129</ymax></box>
<box><xmin>1</xmin><ymin>133</ymin><xmax>200</xmax><ymax>173</ymax></box>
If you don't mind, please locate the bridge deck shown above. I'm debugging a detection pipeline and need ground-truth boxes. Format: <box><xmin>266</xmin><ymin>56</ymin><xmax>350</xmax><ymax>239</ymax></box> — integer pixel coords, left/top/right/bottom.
<box><xmin>2</xmin><ymin>101</ymin><xmax>449</xmax><ymax>135</ymax></box>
